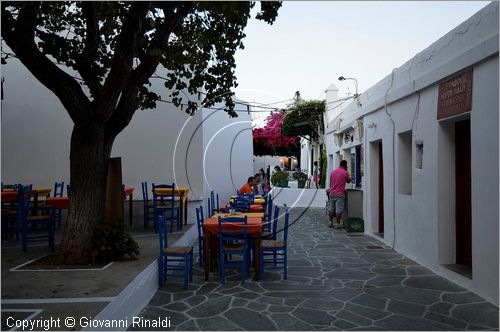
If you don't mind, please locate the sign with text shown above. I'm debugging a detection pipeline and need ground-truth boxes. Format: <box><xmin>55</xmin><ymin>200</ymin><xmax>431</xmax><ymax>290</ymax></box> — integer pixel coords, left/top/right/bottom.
<box><xmin>437</xmin><ymin>70</ymin><xmax>473</xmax><ymax>120</ymax></box>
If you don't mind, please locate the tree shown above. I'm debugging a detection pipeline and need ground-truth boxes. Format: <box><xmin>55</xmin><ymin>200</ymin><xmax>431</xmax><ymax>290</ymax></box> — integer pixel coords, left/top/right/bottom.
<box><xmin>252</xmin><ymin>110</ymin><xmax>299</xmax><ymax>157</ymax></box>
<box><xmin>282</xmin><ymin>99</ymin><xmax>326</xmax><ymax>141</ymax></box>
<box><xmin>1</xmin><ymin>1</ymin><xmax>281</xmax><ymax>264</ymax></box>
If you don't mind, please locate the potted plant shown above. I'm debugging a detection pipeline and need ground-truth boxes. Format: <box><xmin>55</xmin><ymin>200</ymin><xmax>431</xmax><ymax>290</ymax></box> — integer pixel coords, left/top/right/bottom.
<box><xmin>271</xmin><ymin>171</ymin><xmax>289</xmax><ymax>187</ymax></box>
<box><xmin>293</xmin><ymin>171</ymin><xmax>308</xmax><ymax>188</ymax></box>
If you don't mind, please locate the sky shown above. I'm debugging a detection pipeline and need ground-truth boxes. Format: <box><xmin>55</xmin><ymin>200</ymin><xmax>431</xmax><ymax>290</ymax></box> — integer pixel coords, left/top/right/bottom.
<box><xmin>233</xmin><ymin>1</ymin><xmax>491</xmax><ymax>125</ymax></box>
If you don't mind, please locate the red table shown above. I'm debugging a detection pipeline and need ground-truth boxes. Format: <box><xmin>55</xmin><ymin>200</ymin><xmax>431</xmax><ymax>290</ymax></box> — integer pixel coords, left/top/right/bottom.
<box><xmin>46</xmin><ymin>197</ymin><xmax>70</xmax><ymax>209</ymax></box>
<box><xmin>203</xmin><ymin>217</ymin><xmax>263</xmax><ymax>281</ymax></box>
<box><xmin>1</xmin><ymin>191</ymin><xmax>18</xmax><ymax>203</ymax></box>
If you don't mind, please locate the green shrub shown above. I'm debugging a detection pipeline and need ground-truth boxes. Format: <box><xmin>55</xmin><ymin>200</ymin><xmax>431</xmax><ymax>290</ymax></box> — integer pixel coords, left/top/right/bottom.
<box><xmin>271</xmin><ymin>171</ymin><xmax>289</xmax><ymax>186</ymax></box>
<box><xmin>292</xmin><ymin>171</ymin><xmax>308</xmax><ymax>181</ymax></box>
<box><xmin>92</xmin><ymin>223</ymin><xmax>139</xmax><ymax>264</ymax></box>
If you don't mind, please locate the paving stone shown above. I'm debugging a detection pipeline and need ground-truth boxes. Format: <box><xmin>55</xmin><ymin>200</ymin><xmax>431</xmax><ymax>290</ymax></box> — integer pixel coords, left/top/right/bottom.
<box><xmin>452</xmin><ymin>302</ymin><xmax>499</xmax><ymax>328</ymax></box>
<box><xmin>184</xmin><ymin>295</ymin><xmax>206</xmax><ymax>307</ymax></box>
<box><xmin>284</xmin><ymin>298</ymin><xmax>306</xmax><ymax>306</ymax></box>
<box><xmin>162</xmin><ymin>301</ymin><xmax>190</xmax><ymax>312</ymax></box>
<box><xmin>326</xmin><ymin>268</ymin><xmax>376</xmax><ymax>280</ymax></box>
<box><xmin>233</xmin><ymin>291</ymin><xmax>260</xmax><ymax>300</ymax></box>
<box><xmin>291</xmin><ymin>307</ymin><xmax>336</xmax><ymax>326</ymax></box>
<box><xmin>336</xmin><ymin>309</ymin><xmax>372</xmax><ymax>326</ymax></box>
<box><xmin>366</xmin><ymin>275</ymin><xmax>405</xmax><ymax>287</ymax></box>
<box><xmin>259</xmin><ymin>271</ymin><xmax>283</xmax><ymax>281</ymax></box>
<box><xmin>231</xmin><ymin>298</ymin><xmax>249</xmax><ymax>307</ymax></box>
<box><xmin>443</xmin><ymin>292</ymin><xmax>486</xmax><ymax>304</ymax></box>
<box><xmin>196</xmin><ymin>316</ymin><xmax>239</xmax><ymax>331</ymax></box>
<box><xmin>148</xmin><ymin>291</ymin><xmax>171</xmax><ymax>306</ymax></box>
<box><xmin>345</xmin><ymin>303</ymin><xmax>391</xmax><ymax>320</ymax></box>
<box><xmin>323</xmin><ymin>278</ymin><xmax>343</xmax><ymax>288</ymax></box>
<box><xmin>332</xmin><ymin>318</ymin><xmax>357</xmax><ymax>329</ymax></box>
<box><xmin>387</xmin><ymin>299</ymin><xmax>426</xmax><ymax>317</ymax></box>
<box><xmin>299</xmin><ymin>298</ymin><xmax>344</xmax><ymax>311</ymax></box>
<box><xmin>186</xmin><ymin>295</ymin><xmax>232</xmax><ymax>318</ymax></box>
<box><xmin>285</xmin><ymin>275</ymin><xmax>312</xmax><ymax>283</ymax></box>
<box><xmin>257</xmin><ymin>296</ymin><xmax>283</xmax><ymax>305</ymax></box>
<box><xmin>390</xmin><ymin>257</ymin><xmax>419</xmax><ymax>266</ymax></box>
<box><xmin>246</xmin><ymin>301</ymin><xmax>268</xmax><ymax>311</ymax></box>
<box><xmin>268</xmin><ymin>305</ymin><xmax>293</xmax><ymax>313</ymax></box>
<box><xmin>424</xmin><ymin>311</ymin><xmax>468</xmax><ymax>329</ymax></box>
<box><xmin>344</xmin><ymin>280</ymin><xmax>365</xmax><ymax>288</ymax></box>
<box><xmin>366</xmin><ymin>286</ymin><xmax>442</xmax><ymax>305</ymax></box>
<box><xmin>407</xmin><ymin>266</ymin><xmax>434</xmax><ymax>275</ymax></box>
<box><xmin>223</xmin><ymin>308</ymin><xmax>277</xmax><ymax>330</ymax></box>
<box><xmin>327</xmin><ymin>287</ymin><xmax>364</xmax><ymax>301</ymax></box>
<box><xmin>375</xmin><ymin>314</ymin><xmax>453</xmax><ymax>330</ymax></box>
<box><xmin>269</xmin><ymin>313</ymin><xmax>313</xmax><ymax>331</ymax></box>
<box><xmin>266</xmin><ymin>291</ymin><xmax>324</xmax><ymax>298</ymax></box>
<box><xmin>175</xmin><ymin>319</ymin><xmax>199</xmax><ymax>331</ymax></box>
<box><xmin>372</xmin><ymin>267</ymin><xmax>407</xmax><ymax>275</ymax></box>
<box><xmin>206</xmin><ymin>292</ymin><xmax>223</xmax><ymax>298</ymax></box>
<box><xmin>351</xmin><ymin>294</ymin><xmax>387</xmax><ymax>310</ymax></box>
<box><xmin>467</xmin><ymin>323</ymin><xmax>496</xmax><ymax>330</ymax></box>
<box><xmin>241</xmin><ymin>282</ymin><xmax>267</xmax><ymax>293</ymax></box>
<box><xmin>261</xmin><ymin>283</ymin><xmax>324</xmax><ymax>292</ymax></box>
<box><xmin>287</xmin><ymin>259</ymin><xmax>313</xmax><ymax>267</ymax></box>
<box><xmin>428</xmin><ymin>302</ymin><xmax>454</xmax><ymax>315</ymax></box>
<box><xmin>288</xmin><ymin>266</ymin><xmax>324</xmax><ymax>278</ymax></box>
<box><xmin>173</xmin><ymin>291</ymin><xmax>194</xmax><ymax>301</ymax></box>
<box><xmin>218</xmin><ymin>286</ymin><xmax>247</xmax><ymax>294</ymax></box>
<box><xmin>403</xmin><ymin>276</ymin><xmax>465</xmax><ymax>292</ymax></box>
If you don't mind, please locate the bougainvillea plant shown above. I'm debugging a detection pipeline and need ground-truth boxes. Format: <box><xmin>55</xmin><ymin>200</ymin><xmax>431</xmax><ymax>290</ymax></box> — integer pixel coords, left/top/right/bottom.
<box><xmin>253</xmin><ymin>110</ymin><xmax>300</xmax><ymax>156</ymax></box>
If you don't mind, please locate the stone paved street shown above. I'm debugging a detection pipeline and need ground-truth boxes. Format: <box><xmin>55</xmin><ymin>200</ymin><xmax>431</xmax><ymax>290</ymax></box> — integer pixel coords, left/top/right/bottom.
<box><xmin>137</xmin><ymin>208</ymin><xmax>499</xmax><ymax>331</ymax></box>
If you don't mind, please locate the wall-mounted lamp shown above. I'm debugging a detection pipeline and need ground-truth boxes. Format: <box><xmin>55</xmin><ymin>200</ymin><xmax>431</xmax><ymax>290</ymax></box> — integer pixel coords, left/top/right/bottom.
<box><xmin>339</xmin><ymin>75</ymin><xmax>362</xmax><ymax>107</ymax></box>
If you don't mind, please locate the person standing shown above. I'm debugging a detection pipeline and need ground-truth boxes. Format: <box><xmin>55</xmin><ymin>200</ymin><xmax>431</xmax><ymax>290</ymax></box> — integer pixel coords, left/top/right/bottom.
<box><xmin>313</xmin><ymin>161</ymin><xmax>319</xmax><ymax>188</ymax></box>
<box><xmin>328</xmin><ymin>160</ymin><xmax>351</xmax><ymax>228</ymax></box>
<box><xmin>266</xmin><ymin>165</ymin><xmax>271</xmax><ymax>184</ymax></box>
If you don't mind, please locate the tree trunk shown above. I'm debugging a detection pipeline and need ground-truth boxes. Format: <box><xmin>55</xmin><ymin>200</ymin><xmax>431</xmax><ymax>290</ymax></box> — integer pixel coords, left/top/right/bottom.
<box><xmin>55</xmin><ymin>123</ymin><xmax>114</xmax><ymax>264</ymax></box>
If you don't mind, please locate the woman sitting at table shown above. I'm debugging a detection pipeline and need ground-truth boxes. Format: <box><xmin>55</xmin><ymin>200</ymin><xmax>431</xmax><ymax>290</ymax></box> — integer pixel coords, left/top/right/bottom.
<box><xmin>239</xmin><ymin>177</ymin><xmax>255</xmax><ymax>195</ymax></box>
<box><xmin>253</xmin><ymin>173</ymin><xmax>264</xmax><ymax>195</ymax></box>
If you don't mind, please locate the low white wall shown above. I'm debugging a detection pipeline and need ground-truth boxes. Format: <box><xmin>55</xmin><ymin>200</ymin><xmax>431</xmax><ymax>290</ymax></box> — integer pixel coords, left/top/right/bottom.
<box><xmin>270</xmin><ymin>187</ymin><xmax>327</xmax><ymax>208</ymax></box>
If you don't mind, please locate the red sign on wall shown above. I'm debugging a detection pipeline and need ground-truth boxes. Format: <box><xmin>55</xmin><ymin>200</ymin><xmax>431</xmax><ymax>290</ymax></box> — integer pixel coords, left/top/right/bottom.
<box><xmin>437</xmin><ymin>70</ymin><xmax>473</xmax><ymax>120</ymax></box>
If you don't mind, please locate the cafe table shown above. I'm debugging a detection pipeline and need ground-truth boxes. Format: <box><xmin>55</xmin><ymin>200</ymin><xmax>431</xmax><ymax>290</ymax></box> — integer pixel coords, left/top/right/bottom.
<box><xmin>211</xmin><ymin>212</ymin><xmax>264</xmax><ymax>219</ymax></box>
<box><xmin>46</xmin><ymin>197</ymin><xmax>70</xmax><ymax>209</ymax></box>
<box><xmin>154</xmin><ymin>187</ymin><xmax>190</xmax><ymax>227</ymax></box>
<box><xmin>2</xmin><ymin>188</ymin><xmax>52</xmax><ymax>214</ymax></box>
<box><xmin>1</xmin><ymin>191</ymin><xmax>18</xmax><ymax>203</ymax></box>
<box><xmin>229</xmin><ymin>196</ymin><xmax>266</xmax><ymax>205</ymax></box>
<box><xmin>203</xmin><ymin>216</ymin><xmax>263</xmax><ymax>281</ymax></box>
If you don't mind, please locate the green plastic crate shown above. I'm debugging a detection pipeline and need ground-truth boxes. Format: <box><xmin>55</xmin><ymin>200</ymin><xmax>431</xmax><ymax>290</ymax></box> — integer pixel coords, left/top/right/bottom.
<box><xmin>346</xmin><ymin>218</ymin><xmax>364</xmax><ymax>233</ymax></box>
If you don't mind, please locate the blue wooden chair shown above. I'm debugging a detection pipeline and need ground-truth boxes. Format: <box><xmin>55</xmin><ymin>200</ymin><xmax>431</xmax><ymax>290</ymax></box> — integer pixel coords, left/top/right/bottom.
<box><xmin>263</xmin><ymin>194</ymin><xmax>273</xmax><ymax>232</ymax></box>
<box><xmin>17</xmin><ymin>185</ymin><xmax>55</xmax><ymax>252</ymax></box>
<box><xmin>1</xmin><ymin>184</ymin><xmax>19</xmax><ymax>240</ymax></box>
<box><xmin>53</xmin><ymin>181</ymin><xmax>64</xmax><ymax>228</ymax></box>
<box><xmin>261</xmin><ymin>205</ymin><xmax>280</xmax><ymax>240</ymax></box>
<box><xmin>141</xmin><ymin>181</ymin><xmax>155</xmax><ymax>229</ymax></box>
<box><xmin>218</xmin><ymin>216</ymin><xmax>250</xmax><ymax>284</ymax></box>
<box><xmin>210</xmin><ymin>191</ymin><xmax>224</xmax><ymax>215</ymax></box>
<box><xmin>157</xmin><ymin>214</ymin><xmax>193</xmax><ymax>289</ymax></box>
<box><xmin>230</xmin><ymin>201</ymin><xmax>250</xmax><ymax>213</ymax></box>
<box><xmin>152</xmin><ymin>183</ymin><xmax>181</xmax><ymax>233</ymax></box>
<box><xmin>260</xmin><ymin>207</ymin><xmax>289</xmax><ymax>280</ymax></box>
<box><xmin>195</xmin><ymin>205</ymin><xmax>205</xmax><ymax>266</ymax></box>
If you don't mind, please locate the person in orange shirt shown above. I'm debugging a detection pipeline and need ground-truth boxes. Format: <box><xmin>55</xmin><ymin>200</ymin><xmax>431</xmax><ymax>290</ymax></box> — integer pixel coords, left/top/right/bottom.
<box><xmin>239</xmin><ymin>177</ymin><xmax>255</xmax><ymax>195</ymax></box>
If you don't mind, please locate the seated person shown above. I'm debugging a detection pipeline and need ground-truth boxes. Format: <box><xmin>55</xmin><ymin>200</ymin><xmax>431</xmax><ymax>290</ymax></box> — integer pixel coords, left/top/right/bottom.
<box><xmin>239</xmin><ymin>177</ymin><xmax>255</xmax><ymax>195</ymax></box>
<box><xmin>253</xmin><ymin>173</ymin><xmax>264</xmax><ymax>195</ymax></box>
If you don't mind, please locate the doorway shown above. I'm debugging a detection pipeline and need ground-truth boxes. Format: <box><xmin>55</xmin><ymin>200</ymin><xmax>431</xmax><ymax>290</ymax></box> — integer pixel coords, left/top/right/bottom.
<box><xmin>378</xmin><ymin>142</ymin><xmax>384</xmax><ymax>234</ymax></box>
<box><xmin>370</xmin><ymin>141</ymin><xmax>384</xmax><ymax>236</ymax></box>
<box><xmin>455</xmin><ymin>119</ymin><xmax>472</xmax><ymax>267</ymax></box>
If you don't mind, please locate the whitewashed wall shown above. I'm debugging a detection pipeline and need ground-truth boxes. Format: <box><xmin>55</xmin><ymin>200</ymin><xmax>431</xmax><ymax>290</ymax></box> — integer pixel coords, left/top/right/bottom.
<box><xmin>324</xmin><ymin>2</ymin><xmax>499</xmax><ymax>304</ymax></box>
<box><xmin>253</xmin><ymin>155</ymin><xmax>283</xmax><ymax>175</ymax></box>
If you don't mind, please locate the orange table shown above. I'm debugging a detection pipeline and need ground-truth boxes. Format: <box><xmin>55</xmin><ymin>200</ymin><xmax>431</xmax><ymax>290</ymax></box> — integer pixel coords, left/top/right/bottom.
<box><xmin>203</xmin><ymin>217</ymin><xmax>263</xmax><ymax>281</ymax></box>
<box><xmin>154</xmin><ymin>187</ymin><xmax>190</xmax><ymax>226</ymax></box>
<box><xmin>1</xmin><ymin>191</ymin><xmax>18</xmax><ymax>203</ymax></box>
<box><xmin>123</xmin><ymin>187</ymin><xmax>134</xmax><ymax>226</ymax></box>
<box><xmin>32</xmin><ymin>188</ymin><xmax>52</xmax><ymax>215</ymax></box>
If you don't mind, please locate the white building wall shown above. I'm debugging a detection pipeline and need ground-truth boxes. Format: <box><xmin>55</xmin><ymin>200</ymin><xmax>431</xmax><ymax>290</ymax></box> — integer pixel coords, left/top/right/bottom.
<box><xmin>324</xmin><ymin>2</ymin><xmax>498</xmax><ymax>304</ymax></box>
<box><xmin>253</xmin><ymin>155</ymin><xmax>283</xmax><ymax>175</ymax></box>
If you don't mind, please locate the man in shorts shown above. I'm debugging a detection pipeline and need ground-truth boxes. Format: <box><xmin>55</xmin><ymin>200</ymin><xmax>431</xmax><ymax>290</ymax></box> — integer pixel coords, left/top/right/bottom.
<box><xmin>328</xmin><ymin>160</ymin><xmax>351</xmax><ymax>228</ymax></box>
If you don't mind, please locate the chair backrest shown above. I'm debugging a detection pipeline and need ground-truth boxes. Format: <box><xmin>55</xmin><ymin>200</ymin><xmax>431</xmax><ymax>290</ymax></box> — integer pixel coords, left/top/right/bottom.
<box><xmin>66</xmin><ymin>185</ymin><xmax>71</xmax><ymax>197</ymax></box>
<box><xmin>265</xmin><ymin>194</ymin><xmax>273</xmax><ymax>221</ymax></box>
<box><xmin>157</xmin><ymin>214</ymin><xmax>168</xmax><ymax>252</ymax></box>
<box><xmin>152</xmin><ymin>183</ymin><xmax>176</xmax><ymax>205</ymax></box>
<box><xmin>141</xmin><ymin>181</ymin><xmax>149</xmax><ymax>201</ymax></box>
<box><xmin>210</xmin><ymin>191</ymin><xmax>220</xmax><ymax>214</ymax></box>
<box><xmin>231</xmin><ymin>201</ymin><xmax>250</xmax><ymax>212</ymax></box>
<box><xmin>236</xmin><ymin>194</ymin><xmax>254</xmax><ymax>204</ymax></box>
<box><xmin>283</xmin><ymin>207</ymin><xmax>290</xmax><ymax>245</ymax></box>
<box><xmin>195</xmin><ymin>205</ymin><xmax>204</xmax><ymax>237</ymax></box>
<box><xmin>271</xmin><ymin>205</ymin><xmax>280</xmax><ymax>237</ymax></box>
<box><xmin>207</xmin><ymin>197</ymin><xmax>212</xmax><ymax>217</ymax></box>
<box><xmin>54</xmin><ymin>181</ymin><xmax>64</xmax><ymax>197</ymax></box>
<box><xmin>17</xmin><ymin>184</ymin><xmax>33</xmax><ymax>223</ymax></box>
<box><xmin>217</xmin><ymin>216</ymin><xmax>248</xmax><ymax>241</ymax></box>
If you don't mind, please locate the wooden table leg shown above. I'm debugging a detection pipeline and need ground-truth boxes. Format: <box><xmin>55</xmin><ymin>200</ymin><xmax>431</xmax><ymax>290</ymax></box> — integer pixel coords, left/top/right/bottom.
<box><xmin>254</xmin><ymin>236</ymin><xmax>261</xmax><ymax>281</ymax></box>
<box><xmin>183</xmin><ymin>195</ymin><xmax>188</xmax><ymax>225</ymax></box>
<box><xmin>204</xmin><ymin>231</ymin><xmax>210</xmax><ymax>281</ymax></box>
<box><xmin>32</xmin><ymin>191</ymin><xmax>39</xmax><ymax>216</ymax></box>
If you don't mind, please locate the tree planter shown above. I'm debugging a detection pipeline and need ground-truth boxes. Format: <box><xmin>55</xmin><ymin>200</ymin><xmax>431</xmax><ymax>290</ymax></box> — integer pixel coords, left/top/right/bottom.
<box><xmin>279</xmin><ymin>179</ymin><xmax>289</xmax><ymax>187</ymax></box>
<box><xmin>297</xmin><ymin>180</ymin><xmax>306</xmax><ymax>188</ymax></box>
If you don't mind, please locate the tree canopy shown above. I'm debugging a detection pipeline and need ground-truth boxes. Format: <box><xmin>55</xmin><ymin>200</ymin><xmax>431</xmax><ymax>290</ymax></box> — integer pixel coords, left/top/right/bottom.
<box><xmin>282</xmin><ymin>99</ymin><xmax>326</xmax><ymax>140</ymax></box>
<box><xmin>1</xmin><ymin>1</ymin><xmax>282</xmax><ymax>264</ymax></box>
